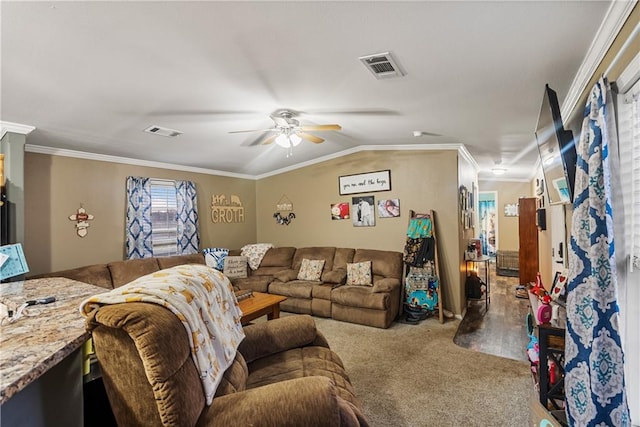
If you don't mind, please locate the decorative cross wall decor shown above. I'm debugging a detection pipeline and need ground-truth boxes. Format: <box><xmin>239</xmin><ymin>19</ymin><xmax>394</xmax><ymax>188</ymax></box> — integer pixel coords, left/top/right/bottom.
<box><xmin>69</xmin><ymin>206</ymin><xmax>94</xmax><ymax>237</ymax></box>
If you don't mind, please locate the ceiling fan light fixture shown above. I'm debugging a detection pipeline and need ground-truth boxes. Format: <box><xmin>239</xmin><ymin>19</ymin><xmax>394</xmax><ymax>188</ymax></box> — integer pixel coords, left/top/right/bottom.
<box><xmin>275</xmin><ymin>133</ymin><xmax>290</xmax><ymax>148</ymax></box>
<box><xmin>290</xmin><ymin>133</ymin><xmax>302</xmax><ymax>146</ymax></box>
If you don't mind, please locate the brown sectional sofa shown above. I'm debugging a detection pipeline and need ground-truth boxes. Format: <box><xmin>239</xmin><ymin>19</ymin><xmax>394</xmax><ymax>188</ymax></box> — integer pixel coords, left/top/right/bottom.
<box><xmin>30</xmin><ymin>253</ymin><xmax>206</xmax><ymax>289</ymax></box>
<box><xmin>31</xmin><ymin>246</ymin><xmax>403</xmax><ymax>328</ymax></box>
<box><xmin>231</xmin><ymin>246</ymin><xmax>403</xmax><ymax>329</ymax></box>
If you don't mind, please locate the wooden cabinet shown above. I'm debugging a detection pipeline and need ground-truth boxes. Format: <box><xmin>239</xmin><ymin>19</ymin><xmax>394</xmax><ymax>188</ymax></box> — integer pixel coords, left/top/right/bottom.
<box><xmin>519</xmin><ymin>197</ymin><xmax>539</xmax><ymax>285</ymax></box>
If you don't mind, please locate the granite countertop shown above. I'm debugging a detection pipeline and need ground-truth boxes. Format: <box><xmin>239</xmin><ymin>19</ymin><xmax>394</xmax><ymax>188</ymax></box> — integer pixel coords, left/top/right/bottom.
<box><xmin>0</xmin><ymin>278</ymin><xmax>106</xmax><ymax>404</ymax></box>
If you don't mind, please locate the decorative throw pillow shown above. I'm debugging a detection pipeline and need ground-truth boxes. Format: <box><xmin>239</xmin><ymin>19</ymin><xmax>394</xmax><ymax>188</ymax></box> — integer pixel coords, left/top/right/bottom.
<box><xmin>223</xmin><ymin>256</ymin><xmax>248</xmax><ymax>279</ymax></box>
<box><xmin>297</xmin><ymin>259</ymin><xmax>325</xmax><ymax>281</ymax></box>
<box><xmin>346</xmin><ymin>261</ymin><xmax>372</xmax><ymax>286</ymax></box>
<box><xmin>203</xmin><ymin>247</ymin><xmax>229</xmax><ymax>271</ymax></box>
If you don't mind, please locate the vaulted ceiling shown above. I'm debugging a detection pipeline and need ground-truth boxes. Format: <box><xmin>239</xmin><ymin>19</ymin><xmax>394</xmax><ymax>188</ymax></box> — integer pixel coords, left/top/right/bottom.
<box><xmin>1</xmin><ymin>1</ymin><xmax>616</xmax><ymax>179</ymax></box>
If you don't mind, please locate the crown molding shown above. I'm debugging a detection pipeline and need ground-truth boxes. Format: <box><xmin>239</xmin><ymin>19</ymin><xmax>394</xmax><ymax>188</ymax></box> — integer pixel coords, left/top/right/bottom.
<box><xmin>477</xmin><ymin>176</ymin><xmax>531</xmax><ymax>184</ymax></box>
<box><xmin>561</xmin><ymin>1</ymin><xmax>637</xmax><ymax>121</ymax></box>
<box><xmin>1</xmin><ymin>121</ymin><xmax>36</xmax><ymax>139</ymax></box>
<box><xmin>25</xmin><ymin>145</ymin><xmax>256</xmax><ymax>180</ymax></box>
<box><xmin>457</xmin><ymin>144</ymin><xmax>480</xmax><ymax>172</ymax></box>
<box><xmin>616</xmin><ymin>49</ymin><xmax>640</xmax><ymax>94</ymax></box>
<box><xmin>26</xmin><ymin>143</ymin><xmax>476</xmax><ymax>181</ymax></box>
<box><xmin>255</xmin><ymin>144</ymin><xmax>470</xmax><ymax>179</ymax></box>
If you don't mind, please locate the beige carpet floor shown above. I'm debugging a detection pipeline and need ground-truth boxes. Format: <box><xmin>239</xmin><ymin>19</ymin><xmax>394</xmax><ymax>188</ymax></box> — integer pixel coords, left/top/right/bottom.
<box><xmin>309</xmin><ymin>315</ymin><xmax>532</xmax><ymax>427</ymax></box>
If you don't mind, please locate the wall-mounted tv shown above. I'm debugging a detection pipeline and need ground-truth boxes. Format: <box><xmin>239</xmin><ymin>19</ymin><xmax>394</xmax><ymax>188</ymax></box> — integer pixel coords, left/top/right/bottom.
<box><xmin>535</xmin><ymin>84</ymin><xmax>577</xmax><ymax>205</ymax></box>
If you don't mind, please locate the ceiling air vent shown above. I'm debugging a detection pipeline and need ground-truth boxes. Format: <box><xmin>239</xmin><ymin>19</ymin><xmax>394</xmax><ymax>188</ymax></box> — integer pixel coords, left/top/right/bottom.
<box><xmin>143</xmin><ymin>125</ymin><xmax>183</xmax><ymax>138</ymax></box>
<box><xmin>359</xmin><ymin>52</ymin><xmax>405</xmax><ymax>80</ymax></box>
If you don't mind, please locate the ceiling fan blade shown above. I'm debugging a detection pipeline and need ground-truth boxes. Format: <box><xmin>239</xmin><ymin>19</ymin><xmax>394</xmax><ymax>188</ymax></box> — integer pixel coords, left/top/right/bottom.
<box><xmin>298</xmin><ymin>132</ymin><xmax>324</xmax><ymax>144</ymax></box>
<box><xmin>229</xmin><ymin>128</ymin><xmax>277</xmax><ymax>134</ymax></box>
<box><xmin>262</xmin><ymin>135</ymin><xmax>278</xmax><ymax>145</ymax></box>
<box><xmin>299</xmin><ymin>124</ymin><xmax>342</xmax><ymax>131</ymax></box>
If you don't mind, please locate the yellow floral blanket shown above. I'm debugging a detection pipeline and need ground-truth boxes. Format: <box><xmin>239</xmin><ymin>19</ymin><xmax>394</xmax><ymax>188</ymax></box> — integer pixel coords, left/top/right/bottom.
<box><xmin>79</xmin><ymin>264</ymin><xmax>245</xmax><ymax>405</ymax></box>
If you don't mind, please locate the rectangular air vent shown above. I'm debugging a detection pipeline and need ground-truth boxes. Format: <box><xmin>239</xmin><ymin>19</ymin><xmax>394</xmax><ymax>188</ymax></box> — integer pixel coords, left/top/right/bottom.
<box><xmin>359</xmin><ymin>52</ymin><xmax>405</xmax><ymax>80</ymax></box>
<box><xmin>143</xmin><ymin>125</ymin><xmax>183</xmax><ymax>137</ymax></box>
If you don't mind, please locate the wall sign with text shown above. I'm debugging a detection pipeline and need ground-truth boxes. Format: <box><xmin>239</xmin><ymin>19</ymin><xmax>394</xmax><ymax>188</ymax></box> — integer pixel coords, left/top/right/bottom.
<box><xmin>338</xmin><ymin>170</ymin><xmax>391</xmax><ymax>195</ymax></box>
<box><xmin>211</xmin><ymin>194</ymin><xmax>245</xmax><ymax>223</ymax></box>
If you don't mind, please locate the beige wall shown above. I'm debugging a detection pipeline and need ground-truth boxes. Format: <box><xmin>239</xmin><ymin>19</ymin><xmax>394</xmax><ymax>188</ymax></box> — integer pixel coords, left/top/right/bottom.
<box><xmin>256</xmin><ymin>149</ymin><xmax>466</xmax><ymax>314</ymax></box>
<box><xmin>24</xmin><ymin>153</ymin><xmax>257</xmax><ymax>275</ymax></box>
<box><xmin>478</xmin><ymin>180</ymin><xmax>531</xmax><ymax>251</ymax></box>
<box><xmin>24</xmin><ymin>148</ymin><xmax>470</xmax><ymax>314</ymax></box>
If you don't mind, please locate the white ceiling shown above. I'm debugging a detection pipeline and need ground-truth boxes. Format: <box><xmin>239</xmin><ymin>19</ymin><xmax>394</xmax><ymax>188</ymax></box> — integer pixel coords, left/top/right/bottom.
<box><xmin>1</xmin><ymin>1</ymin><xmax>615</xmax><ymax>179</ymax></box>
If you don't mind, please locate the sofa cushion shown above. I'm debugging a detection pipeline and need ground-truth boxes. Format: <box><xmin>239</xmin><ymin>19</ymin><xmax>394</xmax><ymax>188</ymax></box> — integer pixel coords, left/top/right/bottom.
<box><xmin>31</xmin><ymin>263</ymin><xmax>114</xmax><ymax>289</ymax></box>
<box><xmin>252</xmin><ymin>266</ymin><xmax>290</xmax><ymax>277</ymax></box>
<box><xmin>311</xmin><ymin>283</ymin><xmax>333</xmax><ymax>300</ymax></box>
<box><xmin>156</xmin><ymin>254</ymin><xmax>205</xmax><ymax>270</ymax></box>
<box><xmin>297</xmin><ymin>259</ymin><xmax>325</xmax><ymax>281</ymax></box>
<box><xmin>292</xmin><ymin>247</ymin><xmax>336</xmax><ymax>271</ymax></box>
<box><xmin>273</xmin><ymin>269</ymin><xmax>298</xmax><ymax>282</ymax></box>
<box><xmin>224</xmin><ymin>256</ymin><xmax>248</xmax><ymax>279</ymax></box>
<box><xmin>372</xmin><ymin>277</ymin><xmax>401</xmax><ymax>293</ymax></box>
<box><xmin>346</xmin><ymin>261</ymin><xmax>372</xmax><ymax>286</ymax></box>
<box><xmin>321</xmin><ymin>268</ymin><xmax>347</xmax><ymax>285</ymax></box>
<box><xmin>108</xmin><ymin>258</ymin><xmax>160</xmax><ymax>287</ymax></box>
<box><xmin>231</xmin><ymin>276</ymin><xmax>271</xmax><ymax>293</ymax></box>
<box><xmin>333</xmin><ymin>248</ymin><xmax>355</xmax><ymax>270</ymax></box>
<box><xmin>246</xmin><ymin>346</ymin><xmax>358</xmax><ymax>407</ymax></box>
<box><xmin>353</xmin><ymin>249</ymin><xmax>403</xmax><ymax>280</ymax></box>
<box><xmin>214</xmin><ymin>352</ymin><xmax>248</xmax><ymax>397</ymax></box>
<box><xmin>259</xmin><ymin>247</ymin><xmax>296</xmax><ymax>267</ymax></box>
<box><xmin>331</xmin><ymin>285</ymin><xmax>391</xmax><ymax>310</ymax></box>
<box><xmin>269</xmin><ymin>280</ymin><xmax>314</xmax><ymax>299</ymax></box>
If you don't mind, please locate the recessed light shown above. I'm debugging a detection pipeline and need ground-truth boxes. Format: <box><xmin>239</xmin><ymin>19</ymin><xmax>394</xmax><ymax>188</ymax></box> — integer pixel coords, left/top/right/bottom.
<box><xmin>491</xmin><ymin>168</ymin><xmax>507</xmax><ymax>175</ymax></box>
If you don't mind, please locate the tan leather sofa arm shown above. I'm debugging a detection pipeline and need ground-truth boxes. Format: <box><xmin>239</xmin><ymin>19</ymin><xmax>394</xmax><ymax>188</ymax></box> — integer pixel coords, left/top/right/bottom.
<box><xmin>238</xmin><ymin>314</ymin><xmax>329</xmax><ymax>363</ymax></box>
<box><xmin>198</xmin><ymin>376</ymin><xmax>367</xmax><ymax>427</ymax></box>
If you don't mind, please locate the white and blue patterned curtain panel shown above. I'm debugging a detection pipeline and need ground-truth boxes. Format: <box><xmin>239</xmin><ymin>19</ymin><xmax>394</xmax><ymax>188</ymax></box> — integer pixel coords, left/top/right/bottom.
<box><xmin>565</xmin><ymin>77</ymin><xmax>630</xmax><ymax>426</ymax></box>
<box><xmin>175</xmin><ymin>180</ymin><xmax>200</xmax><ymax>255</ymax></box>
<box><xmin>125</xmin><ymin>176</ymin><xmax>153</xmax><ymax>259</ymax></box>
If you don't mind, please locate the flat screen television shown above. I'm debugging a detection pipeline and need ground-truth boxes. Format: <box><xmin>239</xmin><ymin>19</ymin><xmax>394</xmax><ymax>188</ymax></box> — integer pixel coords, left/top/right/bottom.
<box><xmin>535</xmin><ymin>84</ymin><xmax>577</xmax><ymax>205</ymax></box>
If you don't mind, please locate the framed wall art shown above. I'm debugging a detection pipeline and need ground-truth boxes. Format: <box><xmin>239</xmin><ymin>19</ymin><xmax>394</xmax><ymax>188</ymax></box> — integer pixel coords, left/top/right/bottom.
<box><xmin>504</xmin><ymin>203</ymin><xmax>519</xmax><ymax>217</ymax></box>
<box><xmin>339</xmin><ymin>170</ymin><xmax>391</xmax><ymax>195</ymax></box>
<box><xmin>331</xmin><ymin>202</ymin><xmax>350</xmax><ymax>220</ymax></box>
<box><xmin>377</xmin><ymin>199</ymin><xmax>400</xmax><ymax>218</ymax></box>
<box><xmin>352</xmin><ymin>196</ymin><xmax>375</xmax><ymax>227</ymax></box>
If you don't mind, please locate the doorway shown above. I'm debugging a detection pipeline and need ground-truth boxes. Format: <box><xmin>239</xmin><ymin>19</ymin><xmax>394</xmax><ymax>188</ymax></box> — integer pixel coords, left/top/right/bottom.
<box><xmin>478</xmin><ymin>191</ymin><xmax>498</xmax><ymax>256</ymax></box>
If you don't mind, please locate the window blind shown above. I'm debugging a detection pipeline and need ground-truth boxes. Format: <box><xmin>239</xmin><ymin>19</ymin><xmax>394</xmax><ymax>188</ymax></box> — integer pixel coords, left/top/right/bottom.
<box><xmin>149</xmin><ymin>179</ymin><xmax>178</xmax><ymax>257</ymax></box>
<box><xmin>617</xmin><ymin>78</ymin><xmax>640</xmax><ymax>272</ymax></box>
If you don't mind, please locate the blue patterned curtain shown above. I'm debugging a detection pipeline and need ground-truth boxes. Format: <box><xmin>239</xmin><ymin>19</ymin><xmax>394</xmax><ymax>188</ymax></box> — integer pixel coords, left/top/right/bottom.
<box><xmin>125</xmin><ymin>176</ymin><xmax>153</xmax><ymax>259</ymax></box>
<box><xmin>175</xmin><ymin>180</ymin><xmax>200</xmax><ymax>255</ymax></box>
<box><xmin>565</xmin><ymin>77</ymin><xmax>630</xmax><ymax>426</ymax></box>
<box><xmin>478</xmin><ymin>199</ymin><xmax>496</xmax><ymax>256</ymax></box>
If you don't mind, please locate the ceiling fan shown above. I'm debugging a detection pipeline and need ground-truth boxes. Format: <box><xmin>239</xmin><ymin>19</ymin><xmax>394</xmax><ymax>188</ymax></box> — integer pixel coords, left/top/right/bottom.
<box><xmin>229</xmin><ymin>110</ymin><xmax>342</xmax><ymax>148</ymax></box>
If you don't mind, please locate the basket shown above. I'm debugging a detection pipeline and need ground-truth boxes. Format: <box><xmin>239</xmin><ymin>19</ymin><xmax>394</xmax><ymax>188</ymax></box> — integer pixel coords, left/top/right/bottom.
<box><xmin>496</xmin><ymin>250</ymin><xmax>519</xmax><ymax>277</ymax></box>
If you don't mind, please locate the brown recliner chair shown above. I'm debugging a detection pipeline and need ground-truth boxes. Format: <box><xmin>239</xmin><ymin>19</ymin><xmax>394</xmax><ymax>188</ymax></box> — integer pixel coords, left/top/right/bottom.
<box><xmin>87</xmin><ymin>303</ymin><xmax>368</xmax><ymax>427</ymax></box>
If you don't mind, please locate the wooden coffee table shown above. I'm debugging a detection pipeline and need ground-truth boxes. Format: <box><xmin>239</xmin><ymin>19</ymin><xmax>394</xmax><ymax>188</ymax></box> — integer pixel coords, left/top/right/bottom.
<box><xmin>238</xmin><ymin>292</ymin><xmax>287</xmax><ymax>325</ymax></box>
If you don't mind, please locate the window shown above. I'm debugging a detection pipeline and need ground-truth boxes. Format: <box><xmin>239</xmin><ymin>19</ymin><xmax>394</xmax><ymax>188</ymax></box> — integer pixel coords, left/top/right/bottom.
<box><xmin>617</xmin><ymin>71</ymin><xmax>640</xmax><ymax>272</ymax></box>
<box><xmin>150</xmin><ymin>180</ymin><xmax>178</xmax><ymax>257</ymax></box>
<box><xmin>614</xmin><ymin>54</ymin><xmax>640</xmax><ymax>423</ymax></box>
<box><xmin>125</xmin><ymin>176</ymin><xmax>199</xmax><ymax>259</ymax></box>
